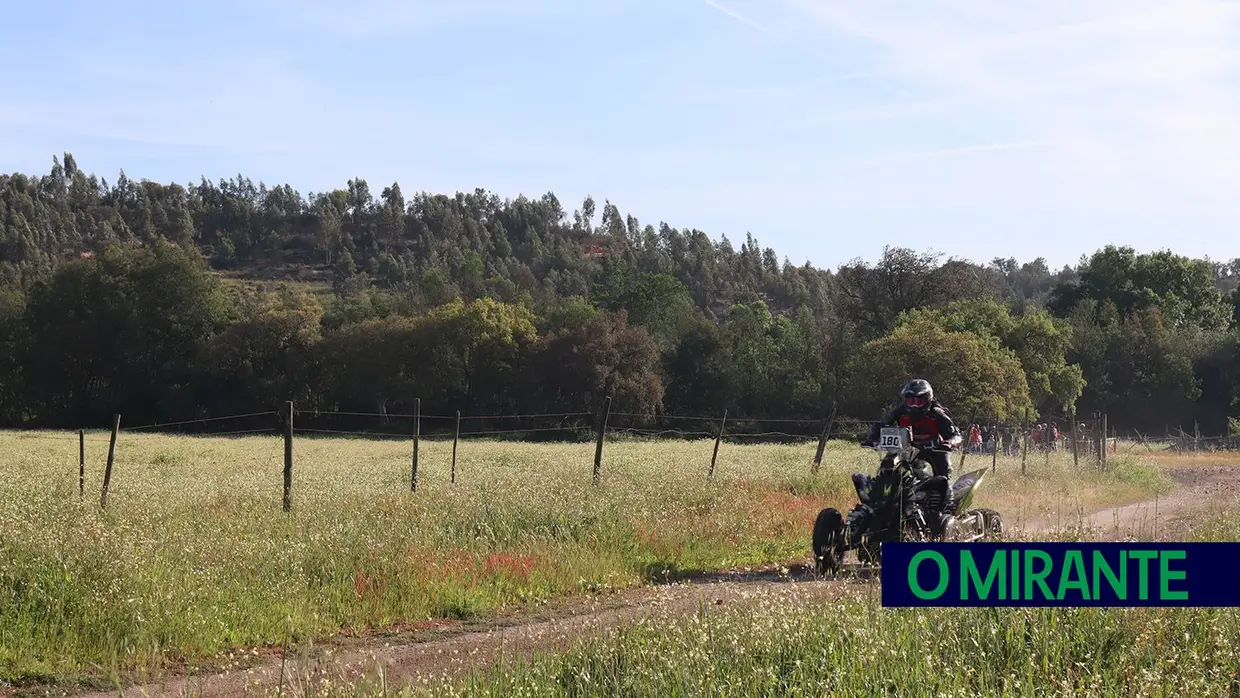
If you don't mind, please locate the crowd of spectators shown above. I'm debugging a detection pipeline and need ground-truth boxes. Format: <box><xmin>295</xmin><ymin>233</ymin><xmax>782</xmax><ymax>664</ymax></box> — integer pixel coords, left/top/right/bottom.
<box><xmin>962</xmin><ymin>420</ymin><xmax>1088</xmax><ymax>456</ymax></box>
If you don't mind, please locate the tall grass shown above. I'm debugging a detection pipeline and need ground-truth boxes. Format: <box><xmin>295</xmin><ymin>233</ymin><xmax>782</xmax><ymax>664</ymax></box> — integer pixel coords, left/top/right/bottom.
<box><xmin>0</xmin><ymin>431</ymin><xmax>1171</xmax><ymax>687</ymax></box>
<box><xmin>322</xmin><ymin>511</ymin><xmax>1240</xmax><ymax>698</ymax></box>
<box><xmin>404</xmin><ymin>589</ymin><xmax>1239</xmax><ymax>697</ymax></box>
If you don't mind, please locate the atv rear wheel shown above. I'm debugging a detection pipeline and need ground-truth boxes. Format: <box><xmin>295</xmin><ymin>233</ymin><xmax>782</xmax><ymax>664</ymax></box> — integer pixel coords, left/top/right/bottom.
<box><xmin>969</xmin><ymin>508</ymin><xmax>1004</xmax><ymax>538</ymax></box>
<box><xmin>812</xmin><ymin>507</ymin><xmax>844</xmax><ymax>576</ymax></box>
<box><xmin>941</xmin><ymin>511</ymin><xmax>987</xmax><ymax>542</ymax></box>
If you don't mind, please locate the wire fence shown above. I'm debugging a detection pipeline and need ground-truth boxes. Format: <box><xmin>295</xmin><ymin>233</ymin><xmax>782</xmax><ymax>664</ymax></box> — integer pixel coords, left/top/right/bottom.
<box><xmin>5</xmin><ymin>399</ymin><xmax>1234</xmax><ymax>511</ymax></box>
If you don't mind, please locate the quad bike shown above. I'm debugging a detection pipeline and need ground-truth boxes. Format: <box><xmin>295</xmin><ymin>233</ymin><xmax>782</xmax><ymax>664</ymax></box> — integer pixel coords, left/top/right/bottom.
<box><xmin>812</xmin><ymin>425</ymin><xmax>1004</xmax><ymax>576</ymax></box>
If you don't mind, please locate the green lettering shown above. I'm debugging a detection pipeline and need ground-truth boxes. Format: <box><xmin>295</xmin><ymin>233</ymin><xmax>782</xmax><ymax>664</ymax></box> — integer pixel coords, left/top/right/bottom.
<box><xmin>1130</xmin><ymin>550</ymin><xmax>1158</xmax><ymax>601</ymax></box>
<box><xmin>961</xmin><ymin>550</ymin><xmax>1005</xmax><ymax>600</ymax></box>
<box><xmin>1011</xmin><ymin>547</ymin><xmax>1020</xmax><ymax>599</ymax></box>
<box><xmin>909</xmin><ymin>550</ymin><xmax>949</xmax><ymax>599</ymax></box>
<box><xmin>1159</xmin><ymin>550</ymin><xmax>1188</xmax><ymax>601</ymax></box>
<box><xmin>1057</xmin><ymin>550</ymin><xmax>1090</xmax><ymax>600</ymax></box>
<box><xmin>1092</xmin><ymin>550</ymin><xmax>1126</xmax><ymax>600</ymax></box>
<box><xmin>1023</xmin><ymin>550</ymin><xmax>1054</xmax><ymax>600</ymax></box>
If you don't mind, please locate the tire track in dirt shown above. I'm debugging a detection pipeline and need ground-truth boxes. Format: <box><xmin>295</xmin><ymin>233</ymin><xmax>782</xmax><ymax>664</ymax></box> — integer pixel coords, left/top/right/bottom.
<box><xmin>69</xmin><ymin>565</ymin><xmax>874</xmax><ymax>698</ymax></box>
<box><xmin>61</xmin><ymin>465</ymin><xmax>1240</xmax><ymax>698</ymax></box>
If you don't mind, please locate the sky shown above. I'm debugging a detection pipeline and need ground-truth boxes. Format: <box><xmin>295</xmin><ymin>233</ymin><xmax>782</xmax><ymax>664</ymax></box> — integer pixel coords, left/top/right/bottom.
<box><xmin>3</xmin><ymin>0</ymin><xmax>1240</xmax><ymax>272</ymax></box>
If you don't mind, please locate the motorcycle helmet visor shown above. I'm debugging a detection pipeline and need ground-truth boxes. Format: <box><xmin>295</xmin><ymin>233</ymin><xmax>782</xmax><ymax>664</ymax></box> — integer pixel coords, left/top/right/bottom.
<box><xmin>905</xmin><ymin>394</ymin><xmax>928</xmax><ymax>408</ymax></box>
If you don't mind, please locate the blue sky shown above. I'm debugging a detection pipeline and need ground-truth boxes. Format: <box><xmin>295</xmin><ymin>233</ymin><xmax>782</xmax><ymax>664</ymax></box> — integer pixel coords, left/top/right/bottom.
<box><xmin>3</xmin><ymin>0</ymin><xmax>1240</xmax><ymax>272</ymax></box>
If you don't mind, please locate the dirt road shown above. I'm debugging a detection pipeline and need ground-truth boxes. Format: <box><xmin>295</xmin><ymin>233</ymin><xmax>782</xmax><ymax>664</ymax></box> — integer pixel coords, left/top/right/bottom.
<box><xmin>1017</xmin><ymin>465</ymin><xmax>1240</xmax><ymax>540</ymax></box>
<box><xmin>69</xmin><ymin>565</ymin><xmax>869</xmax><ymax>698</ymax></box>
<box><xmin>63</xmin><ymin>465</ymin><xmax>1240</xmax><ymax>698</ymax></box>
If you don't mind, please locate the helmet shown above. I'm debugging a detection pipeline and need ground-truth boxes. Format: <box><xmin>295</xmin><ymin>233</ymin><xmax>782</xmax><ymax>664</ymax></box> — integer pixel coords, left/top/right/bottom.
<box><xmin>901</xmin><ymin>379</ymin><xmax>933</xmax><ymax>410</ymax></box>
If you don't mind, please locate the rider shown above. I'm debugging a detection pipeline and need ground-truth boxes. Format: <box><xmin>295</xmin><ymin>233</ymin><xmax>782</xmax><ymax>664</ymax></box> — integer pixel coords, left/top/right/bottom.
<box><xmin>864</xmin><ymin>379</ymin><xmax>962</xmax><ymax>479</ymax></box>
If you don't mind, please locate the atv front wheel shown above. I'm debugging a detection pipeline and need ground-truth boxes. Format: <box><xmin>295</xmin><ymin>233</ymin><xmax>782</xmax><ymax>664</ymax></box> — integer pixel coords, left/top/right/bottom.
<box><xmin>812</xmin><ymin>507</ymin><xmax>844</xmax><ymax>576</ymax></box>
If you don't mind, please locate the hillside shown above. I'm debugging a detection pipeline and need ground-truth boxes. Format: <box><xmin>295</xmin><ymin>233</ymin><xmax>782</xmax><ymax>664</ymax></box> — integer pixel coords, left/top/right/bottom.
<box><xmin>1</xmin><ymin>153</ymin><xmax>1238</xmax><ymax>434</ymax></box>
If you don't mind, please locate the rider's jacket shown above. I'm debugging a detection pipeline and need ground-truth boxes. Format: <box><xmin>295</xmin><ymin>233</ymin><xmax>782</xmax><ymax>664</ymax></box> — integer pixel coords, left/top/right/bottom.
<box><xmin>867</xmin><ymin>402</ymin><xmax>961</xmax><ymax>445</ymax></box>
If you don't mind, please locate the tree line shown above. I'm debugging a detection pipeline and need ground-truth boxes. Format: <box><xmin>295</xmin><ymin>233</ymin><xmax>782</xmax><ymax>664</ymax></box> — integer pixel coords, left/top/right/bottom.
<box><xmin>1</xmin><ymin>154</ymin><xmax>1238</xmax><ymax>435</ymax></box>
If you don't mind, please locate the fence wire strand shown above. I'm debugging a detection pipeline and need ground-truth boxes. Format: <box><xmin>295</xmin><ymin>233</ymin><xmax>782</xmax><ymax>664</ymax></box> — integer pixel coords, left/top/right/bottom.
<box><xmin>297</xmin><ymin>428</ymin><xmax>415</xmax><ymax>439</ymax></box>
<box><xmin>297</xmin><ymin>409</ymin><xmax>592</xmax><ymax>421</ymax></box>
<box><xmin>609</xmin><ymin>427</ymin><xmax>717</xmax><ymax>438</ymax></box>
<box><xmin>122</xmin><ymin>411</ymin><xmax>276</xmax><ymax>431</ymax></box>
<box><xmin>726</xmin><ymin>431</ymin><xmax>820</xmax><ymax>441</ymax></box>
<box><xmin>23</xmin><ymin>402</ymin><xmax>1224</xmax><ymax>464</ymax></box>
<box><xmin>5</xmin><ymin>432</ymin><xmax>113</xmax><ymax>443</ymax></box>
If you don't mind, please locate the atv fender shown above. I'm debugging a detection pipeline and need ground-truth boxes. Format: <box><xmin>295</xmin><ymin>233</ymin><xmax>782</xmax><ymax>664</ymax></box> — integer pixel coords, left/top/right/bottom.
<box><xmin>948</xmin><ymin>467</ymin><xmax>991</xmax><ymax>514</ymax></box>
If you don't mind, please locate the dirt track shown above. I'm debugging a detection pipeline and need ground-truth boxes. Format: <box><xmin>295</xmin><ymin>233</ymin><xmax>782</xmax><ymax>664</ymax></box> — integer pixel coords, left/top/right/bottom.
<box><xmin>63</xmin><ymin>465</ymin><xmax>1240</xmax><ymax>698</ymax></box>
<box><xmin>1017</xmin><ymin>465</ymin><xmax>1240</xmax><ymax>540</ymax></box>
<box><xmin>66</xmin><ymin>565</ymin><xmax>873</xmax><ymax>698</ymax></box>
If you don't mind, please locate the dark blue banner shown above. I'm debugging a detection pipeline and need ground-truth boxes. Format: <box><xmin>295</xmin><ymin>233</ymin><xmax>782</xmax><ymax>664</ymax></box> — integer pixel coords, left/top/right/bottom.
<box><xmin>880</xmin><ymin>542</ymin><xmax>1240</xmax><ymax>607</ymax></box>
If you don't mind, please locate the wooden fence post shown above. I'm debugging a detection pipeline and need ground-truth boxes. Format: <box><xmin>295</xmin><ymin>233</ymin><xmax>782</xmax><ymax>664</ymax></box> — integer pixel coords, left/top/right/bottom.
<box><xmin>411</xmin><ymin>398</ymin><xmax>421</xmax><ymax>492</ymax></box>
<box><xmin>1044</xmin><ymin>417</ymin><xmax>1051</xmax><ymax>468</ymax></box>
<box><xmin>451</xmin><ymin>410</ymin><xmax>460</xmax><ymax>484</ymax></box>
<box><xmin>812</xmin><ymin>407</ymin><xmax>837</xmax><ymax>475</ymax></box>
<box><xmin>79</xmin><ymin>429</ymin><xmax>85</xmax><ymax>499</ymax></box>
<box><xmin>1093</xmin><ymin>412</ymin><xmax>1102</xmax><ymax>466</ymax></box>
<box><xmin>1070</xmin><ymin>410</ymin><xmax>1079</xmax><ymax>467</ymax></box>
<box><xmin>283</xmin><ymin>402</ymin><xmax>293</xmax><ymax>512</ymax></box>
<box><xmin>1021</xmin><ymin>408</ymin><xmax>1030</xmax><ymax>476</ymax></box>
<box><xmin>990</xmin><ymin>425</ymin><xmax>998</xmax><ymax>472</ymax></box>
<box><xmin>709</xmin><ymin>409</ymin><xmax>728</xmax><ymax>479</ymax></box>
<box><xmin>100</xmin><ymin>414</ymin><xmax>120</xmax><ymax>509</ymax></box>
<box><xmin>1101</xmin><ymin>413</ymin><xmax>1108</xmax><ymax>471</ymax></box>
<box><xmin>593</xmin><ymin>396</ymin><xmax>612</xmax><ymax>485</ymax></box>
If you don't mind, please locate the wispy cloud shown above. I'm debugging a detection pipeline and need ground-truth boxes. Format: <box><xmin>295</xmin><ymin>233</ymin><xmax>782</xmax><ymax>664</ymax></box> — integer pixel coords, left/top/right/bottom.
<box><xmin>784</xmin><ymin>0</ymin><xmax>1240</xmax><ymax>217</ymax></box>
<box><xmin>856</xmin><ymin>140</ymin><xmax>1052</xmax><ymax>166</ymax></box>
<box><xmin>696</xmin><ymin>0</ymin><xmax>782</xmax><ymax>40</ymax></box>
<box><xmin>251</xmin><ymin>0</ymin><xmax>552</xmax><ymax>39</ymax></box>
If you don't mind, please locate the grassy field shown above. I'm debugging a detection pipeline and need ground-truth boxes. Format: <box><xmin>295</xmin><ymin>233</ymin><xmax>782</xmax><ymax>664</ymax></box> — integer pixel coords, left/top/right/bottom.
<box><xmin>313</xmin><ymin>511</ymin><xmax>1240</xmax><ymax>698</ymax></box>
<box><xmin>0</xmin><ymin>430</ymin><xmax>1174</xmax><ymax>689</ymax></box>
<box><xmin>398</xmin><ymin>581</ymin><xmax>1240</xmax><ymax>697</ymax></box>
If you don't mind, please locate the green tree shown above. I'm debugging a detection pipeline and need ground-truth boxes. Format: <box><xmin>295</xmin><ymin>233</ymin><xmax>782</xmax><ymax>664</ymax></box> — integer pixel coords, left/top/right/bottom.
<box><xmin>833</xmin><ymin>246</ymin><xmax>1000</xmax><ymax>339</ymax></box>
<box><xmin>1049</xmin><ymin>246</ymin><xmax>1232</xmax><ymax>332</ymax></box>
<box><xmin>592</xmin><ymin>258</ymin><xmax>694</xmax><ymax>347</ymax></box>
<box><xmin>849</xmin><ymin>317</ymin><xmax>1033</xmax><ymax>423</ymax></box>
<box><xmin>718</xmin><ymin>300</ymin><xmax>821</xmax><ymax>417</ymax></box>
<box><xmin>533</xmin><ymin>310</ymin><xmax>663</xmax><ymax>416</ymax></box>
<box><xmin>317</xmin><ymin>315</ymin><xmax>435</xmax><ymax>417</ymax></box>
<box><xmin>423</xmin><ymin>297</ymin><xmax>539</xmax><ymax>412</ymax></box>
<box><xmin>660</xmin><ymin>315</ymin><xmax>730</xmax><ymax>417</ymax></box>
<box><xmin>1065</xmin><ymin>301</ymin><xmax>1202</xmax><ymax>431</ymax></box>
<box><xmin>900</xmin><ymin>299</ymin><xmax>1085</xmax><ymax>413</ymax></box>
<box><xmin>542</xmin><ymin>295</ymin><xmax>599</xmax><ymax>335</ymax></box>
<box><xmin>206</xmin><ymin>286</ymin><xmax>325</xmax><ymax>414</ymax></box>
<box><xmin>0</xmin><ymin>285</ymin><xmax>26</xmax><ymax>422</ymax></box>
<box><xmin>21</xmin><ymin>241</ymin><xmax>230</xmax><ymax>426</ymax></box>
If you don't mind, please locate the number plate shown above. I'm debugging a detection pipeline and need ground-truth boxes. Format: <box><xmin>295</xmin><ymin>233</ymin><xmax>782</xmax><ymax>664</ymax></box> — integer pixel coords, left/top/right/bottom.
<box><xmin>878</xmin><ymin>428</ymin><xmax>903</xmax><ymax>448</ymax></box>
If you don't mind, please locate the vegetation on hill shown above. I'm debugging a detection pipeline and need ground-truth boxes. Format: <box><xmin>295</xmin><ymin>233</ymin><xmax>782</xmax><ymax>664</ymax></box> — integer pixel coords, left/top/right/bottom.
<box><xmin>2</xmin><ymin>154</ymin><xmax>1238</xmax><ymax>432</ymax></box>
